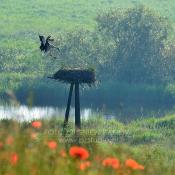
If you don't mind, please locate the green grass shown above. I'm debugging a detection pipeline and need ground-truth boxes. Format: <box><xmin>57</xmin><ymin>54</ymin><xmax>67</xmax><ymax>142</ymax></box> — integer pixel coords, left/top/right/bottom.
<box><xmin>2</xmin><ymin>1</ymin><xmax>175</xmax><ymax>33</ymax></box>
<box><xmin>0</xmin><ymin>114</ymin><xmax>175</xmax><ymax>174</ymax></box>
<box><xmin>2</xmin><ymin>0</ymin><xmax>175</xmax><ymax>34</ymax></box>
<box><xmin>2</xmin><ymin>0</ymin><xmax>175</xmax><ymax>50</ymax></box>
<box><xmin>1</xmin><ymin>1</ymin><xmax>175</xmax><ymax>42</ymax></box>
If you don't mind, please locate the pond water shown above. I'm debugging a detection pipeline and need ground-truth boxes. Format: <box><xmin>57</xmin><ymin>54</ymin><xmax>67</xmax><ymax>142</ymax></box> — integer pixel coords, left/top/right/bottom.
<box><xmin>0</xmin><ymin>105</ymin><xmax>104</xmax><ymax>122</ymax></box>
<box><xmin>0</xmin><ymin>105</ymin><xmax>174</xmax><ymax>122</ymax></box>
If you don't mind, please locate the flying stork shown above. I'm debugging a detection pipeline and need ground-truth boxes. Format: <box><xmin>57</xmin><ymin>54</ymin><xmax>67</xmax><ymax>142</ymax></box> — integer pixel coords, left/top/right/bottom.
<box><xmin>39</xmin><ymin>35</ymin><xmax>60</xmax><ymax>53</ymax></box>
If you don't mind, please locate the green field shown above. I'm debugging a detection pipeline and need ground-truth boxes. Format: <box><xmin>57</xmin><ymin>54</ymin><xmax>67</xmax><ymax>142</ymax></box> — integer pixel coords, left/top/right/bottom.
<box><xmin>1</xmin><ymin>0</ymin><xmax>175</xmax><ymax>55</ymax></box>
<box><xmin>0</xmin><ymin>115</ymin><xmax>175</xmax><ymax>174</ymax></box>
<box><xmin>2</xmin><ymin>0</ymin><xmax>175</xmax><ymax>48</ymax></box>
<box><xmin>1</xmin><ymin>0</ymin><xmax>175</xmax><ymax>34</ymax></box>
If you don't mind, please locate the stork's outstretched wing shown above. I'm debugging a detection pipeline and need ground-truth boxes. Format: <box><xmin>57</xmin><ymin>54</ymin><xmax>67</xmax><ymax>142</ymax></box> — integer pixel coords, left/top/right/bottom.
<box><xmin>46</xmin><ymin>35</ymin><xmax>54</xmax><ymax>42</ymax></box>
<box><xmin>39</xmin><ymin>34</ymin><xmax>60</xmax><ymax>53</ymax></box>
<box><xmin>39</xmin><ymin>35</ymin><xmax>46</xmax><ymax>45</ymax></box>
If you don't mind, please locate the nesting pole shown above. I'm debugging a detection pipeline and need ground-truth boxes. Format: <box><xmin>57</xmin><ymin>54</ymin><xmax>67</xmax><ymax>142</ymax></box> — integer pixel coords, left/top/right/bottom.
<box><xmin>49</xmin><ymin>68</ymin><xmax>95</xmax><ymax>131</ymax></box>
<box><xmin>75</xmin><ymin>82</ymin><xmax>80</xmax><ymax>129</ymax></box>
<box><xmin>64</xmin><ymin>83</ymin><xmax>74</xmax><ymax>128</ymax></box>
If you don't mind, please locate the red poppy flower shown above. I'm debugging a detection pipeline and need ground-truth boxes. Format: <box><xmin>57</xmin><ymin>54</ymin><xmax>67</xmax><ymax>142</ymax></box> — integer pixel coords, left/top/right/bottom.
<box><xmin>125</xmin><ymin>159</ymin><xmax>144</xmax><ymax>170</ymax></box>
<box><xmin>31</xmin><ymin>121</ymin><xmax>42</xmax><ymax>129</ymax></box>
<box><xmin>69</xmin><ymin>146</ymin><xmax>89</xmax><ymax>160</ymax></box>
<box><xmin>102</xmin><ymin>157</ymin><xmax>120</xmax><ymax>169</ymax></box>
<box><xmin>60</xmin><ymin>149</ymin><xmax>67</xmax><ymax>157</ymax></box>
<box><xmin>79</xmin><ymin>161</ymin><xmax>91</xmax><ymax>171</ymax></box>
<box><xmin>47</xmin><ymin>141</ymin><xmax>57</xmax><ymax>150</ymax></box>
<box><xmin>10</xmin><ymin>153</ymin><xmax>19</xmax><ymax>166</ymax></box>
<box><xmin>6</xmin><ymin>136</ymin><xmax>14</xmax><ymax>145</ymax></box>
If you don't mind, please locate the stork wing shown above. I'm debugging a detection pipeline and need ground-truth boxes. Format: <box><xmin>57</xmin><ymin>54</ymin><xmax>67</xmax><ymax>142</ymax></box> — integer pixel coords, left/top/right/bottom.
<box><xmin>39</xmin><ymin>35</ymin><xmax>46</xmax><ymax>44</ymax></box>
<box><xmin>48</xmin><ymin>38</ymin><xmax>54</xmax><ymax>42</ymax></box>
<box><xmin>46</xmin><ymin>35</ymin><xmax>54</xmax><ymax>42</ymax></box>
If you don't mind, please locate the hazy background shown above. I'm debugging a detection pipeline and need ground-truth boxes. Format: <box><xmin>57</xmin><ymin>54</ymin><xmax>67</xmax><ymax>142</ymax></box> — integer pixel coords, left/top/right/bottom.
<box><xmin>1</xmin><ymin>0</ymin><xmax>175</xmax><ymax>120</ymax></box>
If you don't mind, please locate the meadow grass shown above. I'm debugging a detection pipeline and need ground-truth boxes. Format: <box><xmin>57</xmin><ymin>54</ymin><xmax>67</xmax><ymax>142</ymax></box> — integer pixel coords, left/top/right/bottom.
<box><xmin>0</xmin><ymin>114</ymin><xmax>174</xmax><ymax>174</ymax></box>
<box><xmin>1</xmin><ymin>0</ymin><xmax>175</xmax><ymax>51</ymax></box>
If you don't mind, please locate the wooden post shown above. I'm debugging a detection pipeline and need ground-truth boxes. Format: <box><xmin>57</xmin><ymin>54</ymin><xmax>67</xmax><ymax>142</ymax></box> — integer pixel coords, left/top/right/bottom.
<box><xmin>63</xmin><ymin>83</ymin><xmax>74</xmax><ymax>128</ymax></box>
<box><xmin>75</xmin><ymin>82</ymin><xmax>81</xmax><ymax>130</ymax></box>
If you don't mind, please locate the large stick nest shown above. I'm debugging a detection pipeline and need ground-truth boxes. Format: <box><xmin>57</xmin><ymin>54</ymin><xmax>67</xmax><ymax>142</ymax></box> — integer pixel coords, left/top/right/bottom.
<box><xmin>49</xmin><ymin>68</ymin><xmax>95</xmax><ymax>84</ymax></box>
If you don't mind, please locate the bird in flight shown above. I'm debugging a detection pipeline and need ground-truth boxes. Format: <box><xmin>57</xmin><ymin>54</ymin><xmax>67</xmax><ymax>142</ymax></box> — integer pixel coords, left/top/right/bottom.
<box><xmin>39</xmin><ymin>35</ymin><xmax>60</xmax><ymax>53</ymax></box>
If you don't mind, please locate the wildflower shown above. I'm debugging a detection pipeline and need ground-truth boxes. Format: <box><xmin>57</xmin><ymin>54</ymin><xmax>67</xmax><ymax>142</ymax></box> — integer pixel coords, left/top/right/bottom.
<box><xmin>0</xmin><ymin>141</ymin><xmax>4</xmax><ymax>149</ymax></box>
<box><xmin>6</xmin><ymin>136</ymin><xmax>14</xmax><ymax>145</ymax></box>
<box><xmin>79</xmin><ymin>161</ymin><xmax>91</xmax><ymax>171</ymax></box>
<box><xmin>10</xmin><ymin>153</ymin><xmax>19</xmax><ymax>166</ymax></box>
<box><xmin>125</xmin><ymin>159</ymin><xmax>144</xmax><ymax>170</ymax></box>
<box><xmin>31</xmin><ymin>121</ymin><xmax>42</xmax><ymax>129</ymax></box>
<box><xmin>47</xmin><ymin>141</ymin><xmax>57</xmax><ymax>150</ymax></box>
<box><xmin>69</xmin><ymin>146</ymin><xmax>89</xmax><ymax>160</ymax></box>
<box><xmin>60</xmin><ymin>149</ymin><xmax>67</xmax><ymax>157</ymax></box>
<box><xmin>102</xmin><ymin>157</ymin><xmax>120</xmax><ymax>169</ymax></box>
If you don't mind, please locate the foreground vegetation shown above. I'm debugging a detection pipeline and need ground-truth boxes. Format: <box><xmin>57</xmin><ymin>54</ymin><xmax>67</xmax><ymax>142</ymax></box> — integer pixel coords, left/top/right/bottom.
<box><xmin>0</xmin><ymin>114</ymin><xmax>175</xmax><ymax>175</ymax></box>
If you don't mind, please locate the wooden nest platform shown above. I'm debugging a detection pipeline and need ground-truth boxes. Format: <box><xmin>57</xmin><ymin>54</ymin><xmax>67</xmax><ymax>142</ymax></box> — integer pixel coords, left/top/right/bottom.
<box><xmin>49</xmin><ymin>68</ymin><xmax>95</xmax><ymax>84</ymax></box>
<box><xmin>48</xmin><ymin>68</ymin><xmax>96</xmax><ymax>131</ymax></box>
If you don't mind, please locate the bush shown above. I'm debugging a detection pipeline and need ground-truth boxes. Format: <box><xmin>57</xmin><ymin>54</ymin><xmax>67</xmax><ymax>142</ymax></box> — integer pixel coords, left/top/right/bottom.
<box><xmin>96</xmin><ymin>6</ymin><xmax>175</xmax><ymax>84</ymax></box>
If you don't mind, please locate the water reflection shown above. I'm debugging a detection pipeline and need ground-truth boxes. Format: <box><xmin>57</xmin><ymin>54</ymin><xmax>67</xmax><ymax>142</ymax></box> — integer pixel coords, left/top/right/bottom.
<box><xmin>0</xmin><ymin>105</ymin><xmax>174</xmax><ymax>122</ymax></box>
<box><xmin>0</xmin><ymin>105</ymin><xmax>94</xmax><ymax>121</ymax></box>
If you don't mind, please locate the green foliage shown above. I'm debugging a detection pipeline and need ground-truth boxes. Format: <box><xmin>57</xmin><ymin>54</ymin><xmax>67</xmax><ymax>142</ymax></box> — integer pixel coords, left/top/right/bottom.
<box><xmin>96</xmin><ymin>6</ymin><xmax>175</xmax><ymax>84</ymax></box>
<box><xmin>47</xmin><ymin>30</ymin><xmax>98</xmax><ymax>70</ymax></box>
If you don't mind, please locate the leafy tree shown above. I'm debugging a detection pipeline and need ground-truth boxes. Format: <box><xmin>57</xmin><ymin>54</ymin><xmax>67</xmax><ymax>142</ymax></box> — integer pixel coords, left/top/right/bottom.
<box><xmin>96</xmin><ymin>6</ymin><xmax>175</xmax><ymax>84</ymax></box>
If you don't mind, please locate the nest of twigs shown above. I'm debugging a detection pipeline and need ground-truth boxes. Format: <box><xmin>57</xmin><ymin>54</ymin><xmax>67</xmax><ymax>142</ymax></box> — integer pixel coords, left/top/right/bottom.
<box><xmin>49</xmin><ymin>68</ymin><xmax>95</xmax><ymax>84</ymax></box>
